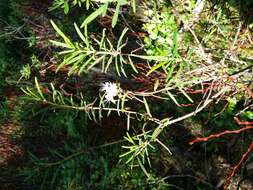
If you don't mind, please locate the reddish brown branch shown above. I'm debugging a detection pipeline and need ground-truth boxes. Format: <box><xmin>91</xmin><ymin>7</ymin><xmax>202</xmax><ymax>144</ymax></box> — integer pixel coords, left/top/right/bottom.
<box><xmin>189</xmin><ymin>125</ymin><xmax>253</xmax><ymax>145</ymax></box>
<box><xmin>234</xmin><ymin>117</ymin><xmax>253</xmax><ymax>125</ymax></box>
<box><xmin>224</xmin><ymin>140</ymin><xmax>253</xmax><ymax>190</ymax></box>
<box><xmin>178</xmin><ymin>103</ymin><xmax>194</xmax><ymax>107</ymax></box>
<box><xmin>185</xmin><ymin>89</ymin><xmax>209</xmax><ymax>94</ymax></box>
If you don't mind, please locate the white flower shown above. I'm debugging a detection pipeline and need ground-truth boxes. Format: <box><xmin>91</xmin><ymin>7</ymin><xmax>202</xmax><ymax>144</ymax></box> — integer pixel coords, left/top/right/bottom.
<box><xmin>100</xmin><ymin>82</ymin><xmax>118</xmax><ymax>103</ymax></box>
<box><xmin>192</xmin><ymin>0</ymin><xmax>205</xmax><ymax>15</ymax></box>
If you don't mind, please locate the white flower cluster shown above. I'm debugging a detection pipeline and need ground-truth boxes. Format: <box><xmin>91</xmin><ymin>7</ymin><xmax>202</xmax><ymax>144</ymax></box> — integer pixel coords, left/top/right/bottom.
<box><xmin>100</xmin><ymin>82</ymin><xmax>118</xmax><ymax>104</ymax></box>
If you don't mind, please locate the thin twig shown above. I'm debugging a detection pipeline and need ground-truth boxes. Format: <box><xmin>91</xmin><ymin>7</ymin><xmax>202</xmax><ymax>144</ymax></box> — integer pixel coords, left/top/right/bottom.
<box><xmin>189</xmin><ymin>125</ymin><xmax>253</xmax><ymax>145</ymax></box>
<box><xmin>224</xmin><ymin>140</ymin><xmax>253</xmax><ymax>190</ymax></box>
<box><xmin>167</xmin><ymin>89</ymin><xmax>227</xmax><ymax>126</ymax></box>
<box><xmin>37</xmin><ymin>139</ymin><xmax>126</xmax><ymax>167</ymax></box>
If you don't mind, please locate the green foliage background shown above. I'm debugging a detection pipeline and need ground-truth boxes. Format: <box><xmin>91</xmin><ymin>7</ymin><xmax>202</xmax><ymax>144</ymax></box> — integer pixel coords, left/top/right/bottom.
<box><xmin>0</xmin><ymin>0</ymin><xmax>252</xmax><ymax>189</ymax></box>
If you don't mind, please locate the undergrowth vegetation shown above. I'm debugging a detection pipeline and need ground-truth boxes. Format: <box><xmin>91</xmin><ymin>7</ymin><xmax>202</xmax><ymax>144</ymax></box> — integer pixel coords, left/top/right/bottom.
<box><xmin>0</xmin><ymin>0</ymin><xmax>253</xmax><ymax>189</ymax></box>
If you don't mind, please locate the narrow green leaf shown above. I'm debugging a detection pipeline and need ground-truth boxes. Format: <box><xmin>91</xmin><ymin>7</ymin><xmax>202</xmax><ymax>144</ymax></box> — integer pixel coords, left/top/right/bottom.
<box><xmin>34</xmin><ymin>77</ymin><xmax>45</xmax><ymax>100</ymax></box>
<box><xmin>120</xmin><ymin>149</ymin><xmax>135</xmax><ymax>158</ymax></box>
<box><xmin>120</xmin><ymin>56</ymin><xmax>127</xmax><ymax>77</ymax></box>
<box><xmin>121</xmin><ymin>93</ymin><xmax>126</xmax><ymax>110</ymax></box>
<box><xmin>131</xmin><ymin>0</ymin><xmax>136</xmax><ymax>13</ymax></box>
<box><xmin>64</xmin><ymin>1</ymin><xmax>69</xmax><ymax>14</ymax></box>
<box><xmin>116</xmin><ymin>99</ymin><xmax>121</xmax><ymax>116</ymax></box>
<box><xmin>86</xmin><ymin>55</ymin><xmax>103</xmax><ymax>72</ymax></box>
<box><xmin>126</xmin><ymin>132</ymin><xmax>135</xmax><ymax>144</ymax></box>
<box><xmin>166</xmin><ymin>64</ymin><xmax>176</xmax><ymax>82</ymax></box>
<box><xmin>154</xmin><ymin>80</ymin><xmax>159</xmax><ymax>91</ymax></box>
<box><xmin>86</xmin><ymin>0</ymin><xmax>90</xmax><ymax>9</ymax></box>
<box><xmin>128</xmin><ymin>56</ymin><xmax>138</xmax><ymax>73</ymax></box>
<box><xmin>104</xmin><ymin>55</ymin><xmax>113</xmax><ymax>73</ymax></box>
<box><xmin>112</xmin><ymin>2</ymin><xmax>121</xmax><ymax>28</ymax></box>
<box><xmin>59</xmin><ymin>49</ymin><xmax>75</xmax><ymax>55</ymax></box>
<box><xmin>178</xmin><ymin>87</ymin><xmax>194</xmax><ymax>103</ymax></box>
<box><xmin>50</xmin><ymin>40</ymin><xmax>71</xmax><ymax>48</ymax></box>
<box><xmin>81</xmin><ymin>3</ymin><xmax>108</xmax><ymax>28</ymax></box>
<box><xmin>21</xmin><ymin>87</ymin><xmax>38</xmax><ymax>100</ymax></box>
<box><xmin>130</xmin><ymin>54</ymin><xmax>167</xmax><ymax>61</ymax></box>
<box><xmin>143</xmin><ymin>97</ymin><xmax>152</xmax><ymax>117</ymax></box>
<box><xmin>167</xmin><ymin>91</ymin><xmax>179</xmax><ymax>105</ymax></box>
<box><xmin>127</xmin><ymin>113</ymin><xmax>130</xmax><ymax>131</ymax></box>
<box><xmin>57</xmin><ymin>51</ymin><xmax>81</xmax><ymax>72</ymax></box>
<box><xmin>74</xmin><ymin>23</ymin><xmax>88</xmax><ymax>46</ymax></box>
<box><xmin>117</xmin><ymin>28</ymin><xmax>128</xmax><ymax>49</ymax></box>
<box><xmin>151</xmin><ymin>126</ymin><xmax>162</xmax><ymax>140</ymax></box>
<box><xmin>147</xmin><ymin>60</ymin><xmax>169</xmax><ymax>76</ymax></box>
<box><xmin>99</xmin><ymin>29</ymin><xmax>106</xmax><ymax>49</ymax></box>
<box><xmin>68</xmin><ymin>54</ymin><xmax>87</xmax><ymax>75</ymax></box>
<box><xmin>50</xmin><ymin>20</ymin><xmax>74</xmax><ymax>48</ymax></box>
<box><xmin>114</xmin><ymin>56</ymin><xmax>121</xmax><ymax>76</ymax></box>
<box><xmin>68</xmin><ymin>53</ymin><xmax>86</xmax><ymax>66</ymax></box>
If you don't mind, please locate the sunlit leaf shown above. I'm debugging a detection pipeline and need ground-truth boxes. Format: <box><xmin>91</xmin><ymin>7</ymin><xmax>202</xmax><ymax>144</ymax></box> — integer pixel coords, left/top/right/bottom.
<box><xmin>81</xmin><ymin>3</ymin><xmax>108</xmax><ymax>28</ymax></box>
